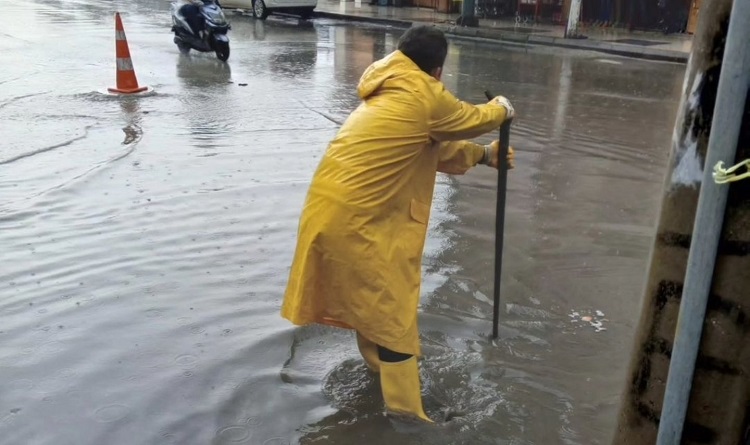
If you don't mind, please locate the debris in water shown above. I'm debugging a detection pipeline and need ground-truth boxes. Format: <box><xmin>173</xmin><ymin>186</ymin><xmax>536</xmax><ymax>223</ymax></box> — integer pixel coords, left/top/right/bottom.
<box><xmin>590</xmin><ymin>320</ymin><xmax>607</xmax><ymax>332</ymax></box>
<box><xmin>568</xmin><ymin>309</ymin><xmax>608</xmax><ymax>333</ymax></box>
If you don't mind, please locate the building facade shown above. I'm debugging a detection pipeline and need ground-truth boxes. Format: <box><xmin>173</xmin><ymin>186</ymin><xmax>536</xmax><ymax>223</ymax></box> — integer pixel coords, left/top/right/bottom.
<box><xmin>465</xmin><ymin>0</ymin><xmax>703</xmax><ymax>34</ymax></box>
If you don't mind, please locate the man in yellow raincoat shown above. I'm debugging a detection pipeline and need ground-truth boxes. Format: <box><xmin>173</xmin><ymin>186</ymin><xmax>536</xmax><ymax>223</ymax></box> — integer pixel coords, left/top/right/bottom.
<box><xmin>281</xmin><ymin>25</ymin><xmax>515</xmax><ymax>423</ymax></box>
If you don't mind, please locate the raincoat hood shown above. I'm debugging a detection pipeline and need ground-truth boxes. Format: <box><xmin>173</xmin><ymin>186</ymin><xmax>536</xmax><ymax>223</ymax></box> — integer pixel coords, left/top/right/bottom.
<box><xmin>357</xmin><ymin>50</ymin><xmax>426</xmax><ymax>100</ymax></box>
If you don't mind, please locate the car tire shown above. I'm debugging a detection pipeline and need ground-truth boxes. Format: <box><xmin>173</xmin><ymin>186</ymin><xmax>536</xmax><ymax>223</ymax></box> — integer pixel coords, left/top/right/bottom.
<box><xmin>252</xmin><ymin>0</ymin><xmax>270</xmax><ymax>20</ymax></box>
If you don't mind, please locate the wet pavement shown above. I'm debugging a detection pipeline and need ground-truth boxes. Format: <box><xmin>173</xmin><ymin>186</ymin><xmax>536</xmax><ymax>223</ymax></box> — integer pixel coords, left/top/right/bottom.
<box><xmin>1</xmin><ymin>0</ymin><xmax>686</xmax><ymax>444</ymax></box>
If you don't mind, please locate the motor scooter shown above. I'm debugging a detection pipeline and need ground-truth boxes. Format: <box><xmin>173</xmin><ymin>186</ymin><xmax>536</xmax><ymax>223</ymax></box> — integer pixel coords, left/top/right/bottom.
<box><xmin>171</xmin><ymin>0</ymin><xmax>231</xmax><ymax>61</ymax></box>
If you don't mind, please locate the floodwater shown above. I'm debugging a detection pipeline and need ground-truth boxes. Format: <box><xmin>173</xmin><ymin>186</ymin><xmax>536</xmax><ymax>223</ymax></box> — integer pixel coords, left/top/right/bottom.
<box><xmin>0</xmin><ymin>0</ymin><xmax>686</xmax><ymax>444</ymax></box>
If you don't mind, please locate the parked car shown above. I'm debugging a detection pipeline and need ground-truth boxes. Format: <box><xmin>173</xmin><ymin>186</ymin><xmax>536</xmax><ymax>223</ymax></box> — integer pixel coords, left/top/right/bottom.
<box><xmin>220</xmin><ymin>0</ymin><xmax>316</xmax><ymax>20</ymax></box>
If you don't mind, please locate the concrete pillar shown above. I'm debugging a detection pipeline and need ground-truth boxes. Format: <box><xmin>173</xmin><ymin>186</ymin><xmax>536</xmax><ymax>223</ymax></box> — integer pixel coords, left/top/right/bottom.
<box><xmin>565</xmin><ymin>0</ymin><xmax>583</xmax><ymax>38</ymax></box>
<box><xmin>612</xmin><ymin>0</ymin><xmax>750</xmax><ymax>443</ymax></box>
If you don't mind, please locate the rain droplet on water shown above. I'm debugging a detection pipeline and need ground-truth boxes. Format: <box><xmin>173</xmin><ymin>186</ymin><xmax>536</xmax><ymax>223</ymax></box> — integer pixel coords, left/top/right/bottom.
<box><xmin>93</xmin><ymin>404</ymin><xmax>130</xmax><ymax>423</ymax></box>
<box><xmin>216</xmin><ymin>425</ymin><xmax>250</xmax><ymax>442</ymax></box>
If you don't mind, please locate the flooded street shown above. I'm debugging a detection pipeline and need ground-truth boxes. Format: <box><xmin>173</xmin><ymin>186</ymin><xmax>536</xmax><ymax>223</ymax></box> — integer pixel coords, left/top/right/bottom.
<box><xmin>0</xmin><ymin>0</ymin><xmax>687</xmax><ymax>443</ymax></box>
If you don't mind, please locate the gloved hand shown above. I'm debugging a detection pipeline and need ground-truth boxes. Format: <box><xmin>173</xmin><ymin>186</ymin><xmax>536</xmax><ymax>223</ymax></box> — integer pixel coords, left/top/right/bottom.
<box><xmin>481</xmin><ymin>140</ymin><xmax>515</xmax><ymax>169</ymax></box>
<box><xmin>488</xmin><ymin>95</ymin><xmax>515</xmax><ymax>119</ymax></box>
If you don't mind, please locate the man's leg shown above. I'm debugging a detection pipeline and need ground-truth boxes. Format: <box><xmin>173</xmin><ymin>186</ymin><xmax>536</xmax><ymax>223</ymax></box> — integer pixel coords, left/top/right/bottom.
<box><xmin>181</xmin><ymin>4</ymin><xmax>203</xmax><ymax>36</ymax></box>
<box><xmin>377</xmin><ymin>345</ymin><xmax>433</xmax><ymax>423</ymax></box>
<box><xmin>355</xmin><ymin>331</ymin><xmax>380</xmax><ymax>373</ymax></box>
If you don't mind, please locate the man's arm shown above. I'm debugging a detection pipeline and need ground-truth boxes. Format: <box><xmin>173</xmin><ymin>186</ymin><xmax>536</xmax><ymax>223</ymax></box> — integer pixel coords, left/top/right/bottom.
<box><xmin>436</xmin><ymin>140</ymin><xmax>485</xmax><ymax>175</ymax></box>
<box><xmin>437</xmin><ymin>140</ymin><xmax>515</xmax><ymax>175</ymax></box>
<box><xmin>428</xmin><ymin>85</ymin><xmax>511</xmax><ymax>142</ymax></box>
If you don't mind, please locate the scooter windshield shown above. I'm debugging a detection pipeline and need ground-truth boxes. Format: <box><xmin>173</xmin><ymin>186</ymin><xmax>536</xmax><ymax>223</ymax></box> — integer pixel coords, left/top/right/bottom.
<box><xmin>201</xmin><ymin>5</ymin><xmax>228</xmax><ymax>26</ymax></box>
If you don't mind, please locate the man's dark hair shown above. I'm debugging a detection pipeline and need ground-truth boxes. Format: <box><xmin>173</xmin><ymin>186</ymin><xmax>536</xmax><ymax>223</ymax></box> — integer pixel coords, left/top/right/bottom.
<box><xmin>397</xmin><ymin>26</ymin><xmax>448</xmax><ymax>74</ymax></box>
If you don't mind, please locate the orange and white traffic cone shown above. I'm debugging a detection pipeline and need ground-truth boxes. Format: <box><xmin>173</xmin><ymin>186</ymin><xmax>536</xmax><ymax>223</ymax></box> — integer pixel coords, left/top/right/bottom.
<box><xmin>108</xmin><ymin>12</ymin><xmax>148</xmax><ymax>95</ymax></box>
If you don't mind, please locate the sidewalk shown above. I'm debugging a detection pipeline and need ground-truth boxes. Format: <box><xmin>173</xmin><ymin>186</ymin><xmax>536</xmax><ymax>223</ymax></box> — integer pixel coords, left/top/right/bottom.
<box><xmin>313</xmin><ymin>0</ymin><xmax>691</xmax><ymax>63</ymax></box>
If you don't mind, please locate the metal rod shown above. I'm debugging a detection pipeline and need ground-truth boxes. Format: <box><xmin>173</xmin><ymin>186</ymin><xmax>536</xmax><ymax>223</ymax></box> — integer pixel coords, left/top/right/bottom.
<box><xmin>655</xmin><ymin>0</ymin><xmax>750</xmax><ymax>442</ymax></box>
<box><xmin>485</xmin><ymin>90</ymin><xmax>513</xmax><ymax>339</ymax></box>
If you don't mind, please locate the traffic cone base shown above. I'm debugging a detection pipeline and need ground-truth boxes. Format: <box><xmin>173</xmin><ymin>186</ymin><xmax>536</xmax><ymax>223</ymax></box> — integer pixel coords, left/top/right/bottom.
<box><xmin>109</xmin><ymin>12</ymin><xmax>148</xmax><ymax>95</ymax></box>
<box><xmin>108</xmin><ymin>86</ymin><xmax>148</xmax><ymax>94</ymax></box>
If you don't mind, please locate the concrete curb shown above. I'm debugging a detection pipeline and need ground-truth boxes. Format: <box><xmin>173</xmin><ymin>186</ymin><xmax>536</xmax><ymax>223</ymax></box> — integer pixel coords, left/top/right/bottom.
<box><xmin>312</xmin><ymin>11</ymin><xmax>688</xmax><ymax>63</ymax></box>
<box><xmin>435</xmin><ymin>24</ymin><xmax>688</xmax><ymax>63</ymax></box>
<box><xmin>313</xmin><ymin>11</ymin><xmax>412</xmax><ymax>28</ymax></box>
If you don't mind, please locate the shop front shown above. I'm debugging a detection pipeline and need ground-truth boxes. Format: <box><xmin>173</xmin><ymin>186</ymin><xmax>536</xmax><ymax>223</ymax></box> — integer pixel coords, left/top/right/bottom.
<box><xmin>576</xmin><ymin>0</ymin><xmax>696</xmax><ymax>33</ymax></box>
<box><xmin>473</xmin><ymin>0</ymin><xmax>565</xmax><ymax>23</ymax></box>
<box><xmin>373</xmin><ymin>0</ymin><xmax>699</xmax><ymax>34</ymax></box>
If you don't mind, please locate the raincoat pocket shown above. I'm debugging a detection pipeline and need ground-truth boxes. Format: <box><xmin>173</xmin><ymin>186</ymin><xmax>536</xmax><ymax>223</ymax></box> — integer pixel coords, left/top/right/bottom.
<box><xmin>409</xmin><ymin>199</ymin><xmax>430</xmax><ymax>225</ymax></box>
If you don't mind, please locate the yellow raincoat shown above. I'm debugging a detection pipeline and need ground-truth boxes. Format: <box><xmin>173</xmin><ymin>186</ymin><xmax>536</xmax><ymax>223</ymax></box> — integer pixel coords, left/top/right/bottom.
<box><xmin>281</xmin><ymin>50</ymin><xmax>508</xmax><ymax>356</ymax></box>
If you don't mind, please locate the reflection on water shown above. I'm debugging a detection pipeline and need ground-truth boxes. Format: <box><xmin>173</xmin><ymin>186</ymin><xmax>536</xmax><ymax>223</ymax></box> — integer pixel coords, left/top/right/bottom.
<box><xmin>176</xmin><ymin>56</ymin><xmax>233</xmax><ymax>87</ymax></box>
<box><xmin>0</xmin><ymin>0</ymin><xmax>686</xmax><ymax>443</ymax></box>
<box><xmin>269</xmin><ymin>43</ymin><xmax>318</xmax><ymax>79</ymax></box>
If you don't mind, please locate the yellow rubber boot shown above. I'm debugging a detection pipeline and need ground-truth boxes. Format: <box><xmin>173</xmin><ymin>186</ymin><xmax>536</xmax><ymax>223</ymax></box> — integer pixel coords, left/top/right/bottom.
<box><xmin>379</xmin><ymin>356</ymin><xmax>433</xmax><ymax>423</ymax></box>
<box><xmin>356</xmin><ymin>331</ymin><xmax>380</xmax><ymax>373</ymax></box>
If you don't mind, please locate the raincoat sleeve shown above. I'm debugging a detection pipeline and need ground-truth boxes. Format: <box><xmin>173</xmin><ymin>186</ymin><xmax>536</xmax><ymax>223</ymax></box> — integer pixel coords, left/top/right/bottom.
<box><xmin>436</xmin><ymin>140</ymin><xmax>485</xmax><ymax>175</ymax></box>
<box><xmin>428</xmin><ymin>86</ymin><xmax>507</xmax><ymax>142</ymax></box>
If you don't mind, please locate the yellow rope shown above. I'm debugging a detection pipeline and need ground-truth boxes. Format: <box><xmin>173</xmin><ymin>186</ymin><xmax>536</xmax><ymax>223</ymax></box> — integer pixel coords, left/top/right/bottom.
<box><xmin>712</xmin><ymin>159</ymin><xmax>750</xmax><ymax>184</ymax></box>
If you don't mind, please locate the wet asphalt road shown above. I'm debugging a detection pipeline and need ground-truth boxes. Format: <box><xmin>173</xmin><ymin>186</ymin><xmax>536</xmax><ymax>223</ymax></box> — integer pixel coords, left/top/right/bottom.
<box><xmin>0</xmin><ymin>1</ymin><xmax>686</xmax><ymax>444</ymax></box>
